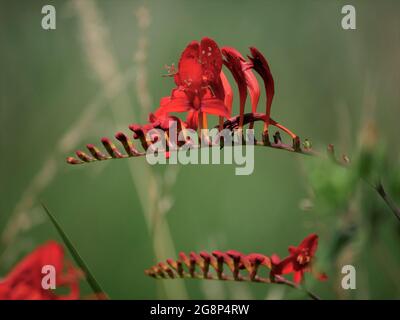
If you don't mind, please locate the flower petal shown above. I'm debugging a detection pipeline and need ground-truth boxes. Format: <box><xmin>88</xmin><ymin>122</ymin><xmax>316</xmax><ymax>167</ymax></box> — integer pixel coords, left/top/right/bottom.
<box><xmin>222</xmin><ymin>47</ymin><xmax>248</xmax><ymax>104</ymax></box>
<box><xmin>271</xmin><ymin>254</ymin><xmax>281</xmax><ymax>266</ymax></box>
<box><xmin>176</xmin><ymin>41</ymin><xmax>202</xmax><ymax>89</ymax></box>
<box><xmin>275</xmin><ymin>256</ymin><xmax>295</xmax><ymax>275</ymax></box>
<box><xmin>293</xmin><ymin>270</ymin><xmax>304</xmax><ymax>284</ymax></box>
<box><xmin>245</xmin><ymin>67</ymin><xmax>260</xmax><ymax>113</ymax></box>
<box><xmin>298</xmin><ymin>234</ymin><xmax>319</xmax><ymax>257</ymax></box>
<box><xmin>248</xmin><ymin>47</ymin><xmax>275</xmax><ymax>114</ymax></box>
<box><xmin>154</xmin><ymin>97</ymin><xmax>191</xmax><ymax>117</ymax></box>
<box><xmin>220</xmin><ymin>70</ymin><xmax>233</xmax><ymax>115</ymax></box>
<box><xmin>201</xmin><ymin>98</ymin><xmax>230</xmax><ymax>118</ymax></box>
<box><xmin>200</xmin><ymin>37</ymin><xmax>223</xmax><ymax>85</ymax></box>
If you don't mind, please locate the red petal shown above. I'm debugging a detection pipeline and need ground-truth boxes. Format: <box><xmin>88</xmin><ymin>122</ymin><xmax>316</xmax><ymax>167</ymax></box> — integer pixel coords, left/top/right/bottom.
<box><xmin>271</xmin><ymin>254</ymin><xmax>281</xmax><ymax>265</ymax></box>
<box><xmin>293</xmin><ymin>270</ymin><xmax>304</xmax><ymax>284</ymax></box>
<box><xmin>245</xmin><ymin>67</ymin><xmax>260</xmax><ymax>113</ymax></box>
<box><xmin>176</xmin><ymin>41</ymin><xmax>202</xmax><ymax>89</ymax></box>
<box><xmin>154</xmin><ymin>97</ymin><xmax>191</xmax><ymax>117</ymax></box>
<box><xmin>200</xmin><ymin>37</ymin><xmax>223</xmax><ymax>84</ymax></box>
<box><xmin>275</xmin><ymin>256</ymin><xmax>295</xmax><ymax>275</ymax></box>
<box><xmin>159</xmin><ymin>96</ymin><xmax>172</xmax><ymax>108</ymax></box>
<box><xmin>222</xmin><ymin>47</ymin><xmax>248</xmax><ymax>116</ymax></box>
<box><xmin>201</xmin><ymin>98</ymin><xmax>230</xmax><ymax>118</ymax></box>
<box><xmin>248</xmin><ymin>47</ymin><xmax>275</xmax><ymax>114</ymax></box>
<box><xmin>220</xmin><ymin>70</ymin><xmax>233</xmax><ymax>114</ymax></box>
<box><xmin>222</xmin><ymin>47</ymin><xmax>247</xmax><ymax>97</ymax></box>
<box><xmin>148</xmin><ymin>112</ymin><xmax>158</xmax><ymax>123</ymax></box>
<box><xmin>222</xmin><ymin>47</ymin><xmax>261</xmax><ymax>114</ymax></box>
<box><xmin>288</xmin><ymin>245</ymin><xmax>297</xmax><ymax>255</ymax></box>
<box><xmin>298</xmin><ymin>234</ymin><xmax>319</xmax><ymax>256</ymax></box>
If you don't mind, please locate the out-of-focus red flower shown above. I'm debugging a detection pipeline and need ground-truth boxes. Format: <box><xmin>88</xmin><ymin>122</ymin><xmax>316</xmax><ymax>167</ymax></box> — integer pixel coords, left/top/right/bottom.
<box><xmin>155</xmin><ymin>38</ymin><xmax>229</xmax><ymax>130</ymax></box>
<box><xmin>0</xmin><ymin>241</ymin><xmax>81</xmax><ymax>300</ymax></box>
<box><xmin>270</xmin><ymin>234</ymin><xmax>327</xmax><ymax>284</ymax></box>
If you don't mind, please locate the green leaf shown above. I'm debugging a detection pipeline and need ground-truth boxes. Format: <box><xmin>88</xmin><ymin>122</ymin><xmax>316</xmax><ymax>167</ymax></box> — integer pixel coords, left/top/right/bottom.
<box><xmin>41</xmin><ymin>203</ymin><xmax>108</xmax><ymax>299</ymax></box>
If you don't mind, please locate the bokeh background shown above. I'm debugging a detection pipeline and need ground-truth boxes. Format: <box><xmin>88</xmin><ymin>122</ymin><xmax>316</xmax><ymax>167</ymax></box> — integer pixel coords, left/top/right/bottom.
<box><xmin>1</xmin><ymin>0</ymin><xmax>399</xmax><ymax>299</ymax></box>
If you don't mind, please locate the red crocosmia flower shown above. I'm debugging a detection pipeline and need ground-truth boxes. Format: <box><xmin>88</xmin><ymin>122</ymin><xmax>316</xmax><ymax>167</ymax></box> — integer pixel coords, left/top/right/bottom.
<box><xmin>221</xmin><ymin>47</ymin><xmax>260</xmax><ymax>129</ymax></box>
<box><xmin>155</xmin><ymin>38</ymin><xmax>229</xmax><ymax>130</ymax></box>
<box><xmin>156</xmin><ymin>87</ymin><xmax>229</xmax><ymax>130</ymax></box>
<box><xmin>270</xmin><ymin>234</ymin><xmax>327</xmax><ymax>284</ymax></box>
<box><xmin>0</xmin><ymin>241</ymin><xmax>82</xmax><ymax>300</ymax></box>
<box><xmin>66</xmin><ymin>37</ymin><xmax>303</xmax><ymax>166</ymax></box>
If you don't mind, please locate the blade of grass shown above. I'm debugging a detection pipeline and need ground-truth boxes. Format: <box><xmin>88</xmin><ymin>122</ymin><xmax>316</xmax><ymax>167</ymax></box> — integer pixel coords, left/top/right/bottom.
<box><xmin>41</xmin><ymin>203</ymin><xmax>108</xmax><ymax>300</ymax></box>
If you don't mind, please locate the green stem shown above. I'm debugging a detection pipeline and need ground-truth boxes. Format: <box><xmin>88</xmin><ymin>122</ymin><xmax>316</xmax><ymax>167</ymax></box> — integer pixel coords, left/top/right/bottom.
<box><xmin>41</xmin><ymin>203</ymin><xmax>108</xmax><ymax>300</ymax></box>
<box><xmin>375</xmin><ymin>182</ymin><xmax>400</xmax><ymax>222</ymax></box>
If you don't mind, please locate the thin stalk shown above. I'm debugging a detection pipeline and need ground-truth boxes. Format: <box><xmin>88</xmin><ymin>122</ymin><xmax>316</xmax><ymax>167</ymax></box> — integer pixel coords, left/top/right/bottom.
<box><xmin>41</xmin><ymin>203</ymin><xmax>108</xmax><ymax>300</ymax></box>
<box><xmin>375</xmin><ymin>182</ymin><xmax>400</xmax><ymax>221</ymax></box>
<box><xmin>199</xmin><ymin>112</ymin><xmax>209</xmax><ymax>144</ymax></box>
<box><xmin>155</xmin><ymin>273</ymin><xmax>320</xmax><ymax>300</ymax></box>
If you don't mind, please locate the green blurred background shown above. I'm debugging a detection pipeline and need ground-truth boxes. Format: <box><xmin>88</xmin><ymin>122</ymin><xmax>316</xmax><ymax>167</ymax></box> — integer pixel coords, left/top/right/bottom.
<box><xmin>1</xmin><ymin>0</ymin><xmax>399</xmax><ymax>299</ymax></box>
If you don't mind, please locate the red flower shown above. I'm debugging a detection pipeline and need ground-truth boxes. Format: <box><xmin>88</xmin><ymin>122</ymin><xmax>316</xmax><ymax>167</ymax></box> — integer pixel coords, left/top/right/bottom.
<box><xmin>270</xmin><ymin>234</ymin><xmax>327</xmax><ymax>284</ymax></box>
<box><xmin>155</xmin><ymin>38</ymin><xmax>229</xmax><ymax>130</ymax></box>
<box><xmin>66</xmin><ymin>37</ymin><xmax>303</xmax><ymax>166</ymax></box>
<box><xmin>0</xmin><ymin>241</ymin><xmax>82</xmax><ymax>300</ymax></box>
